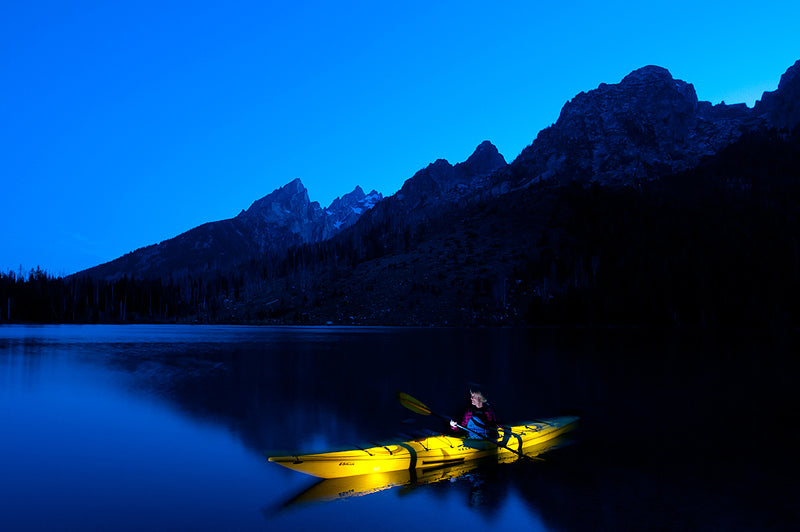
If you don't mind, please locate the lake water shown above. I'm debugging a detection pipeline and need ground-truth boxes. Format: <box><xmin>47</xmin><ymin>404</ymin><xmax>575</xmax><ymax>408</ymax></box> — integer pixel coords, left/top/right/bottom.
<box><xmin>1</xmin><ymin>325</ymin><xmax>797</xmax><ymax>531</ymax></box>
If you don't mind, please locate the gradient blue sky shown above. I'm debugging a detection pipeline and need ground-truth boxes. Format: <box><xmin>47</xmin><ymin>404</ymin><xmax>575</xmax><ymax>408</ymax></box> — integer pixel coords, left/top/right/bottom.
<box><xmin>2</xmin><ymin>1</ymin><xmax>798</xmax><ymax>276</ymax></box>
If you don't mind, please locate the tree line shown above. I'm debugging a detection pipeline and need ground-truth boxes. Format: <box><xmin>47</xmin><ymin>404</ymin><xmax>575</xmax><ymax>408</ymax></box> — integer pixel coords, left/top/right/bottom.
<box><xmin>1</xmin><ymin>268</ymin><xmax>193</xmax><ymax>323</ymax></box>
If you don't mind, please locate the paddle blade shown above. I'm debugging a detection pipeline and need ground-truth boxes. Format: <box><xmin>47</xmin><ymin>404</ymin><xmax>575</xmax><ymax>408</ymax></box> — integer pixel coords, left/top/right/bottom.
<box><xmin>397</xmin><ymin>392</ymin><xmax>433</xmax><ymax>416</ymax></box>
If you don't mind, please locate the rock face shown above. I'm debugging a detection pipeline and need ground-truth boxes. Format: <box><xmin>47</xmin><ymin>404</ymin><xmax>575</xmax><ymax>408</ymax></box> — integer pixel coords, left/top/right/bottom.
<box><xmin>80</xmin><ymin>179</ymin><xmax>382</xmax><ymax>280</ymax></box>
<box><xmin>393</xmin><ymin>141</ymin><xmax>506</xmax><ymax>207</ymax></box>
<box><xmin>235</xmin><ymin>178</ymin><xmax>382</xmax><ymax>252</ymax></box>
<box><xmin>361</xmin><ymin>141</ymin><xmax>506</xmax><ymax>228</ymax></box>
<box><xmin>755</xmin><ymin>59</ymin><xmax>800</xmax><ymax>131</ymax></box>
<box><xmin>500</xmin><ymin>65</ymin><xmax>757</xmax><ymax>188</ymax></box>
<box><xmin>236</xmin><ymin>178</ymin><xmax>325</xmax><ymax>253</ymax></box>
<box><xmin>461</xmin><ymin>140</ymin><xmax>509</xmax><ymax>178</ymax></box>
<box><xmin>323</xmin><ymin>186</ymin><xmax>382</xmax><ymax>236</ymax></box>
<box><xmin>77</xmin><ymin>140</ymin><xmax>504</xmax><ymax>282</ymax></box>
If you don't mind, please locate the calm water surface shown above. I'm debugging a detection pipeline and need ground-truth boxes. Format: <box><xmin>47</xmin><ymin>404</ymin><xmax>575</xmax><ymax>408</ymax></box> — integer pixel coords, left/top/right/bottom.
<box><xmin>1</xmin><ymin>325</ymin><xmax>797</xmax><ymax>531</ymax></box>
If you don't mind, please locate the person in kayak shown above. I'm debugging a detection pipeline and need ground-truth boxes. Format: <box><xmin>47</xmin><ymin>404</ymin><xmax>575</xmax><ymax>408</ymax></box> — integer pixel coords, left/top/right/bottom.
<box><xmin>450</xmin><ymin>389</ymin><xmax>499</xmax><ymax>439</ymax></box>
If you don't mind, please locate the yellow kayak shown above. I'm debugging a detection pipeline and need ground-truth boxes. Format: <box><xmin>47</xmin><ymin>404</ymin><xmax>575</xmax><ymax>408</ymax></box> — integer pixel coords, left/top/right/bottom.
<box><xmin>273</xmin><ymin>431</ymin><xmax>575</xmax><ymax>510</ymax></box>
<box><xmin>268</xmin><ymin>415</ymin><xmax>578</xmax><ymax>479</ymax></box>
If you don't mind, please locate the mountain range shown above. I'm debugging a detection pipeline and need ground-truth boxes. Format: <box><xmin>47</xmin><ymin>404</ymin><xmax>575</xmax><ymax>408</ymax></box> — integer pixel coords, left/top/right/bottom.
<box><xmin>81</xmin><ymin>180</ymin><xmax>381</xmax><ymax>280</ymax></box>
<box><xmin>60</xmin><ymin>59</ymin><xmax>800</xmax><ymax>326</ymax></box>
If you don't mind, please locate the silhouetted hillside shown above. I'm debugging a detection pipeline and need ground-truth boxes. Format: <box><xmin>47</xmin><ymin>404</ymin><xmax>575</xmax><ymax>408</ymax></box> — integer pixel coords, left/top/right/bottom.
<box><xmin>78</xmin><ymin>179</ymin><xmax>382</xmax><ymax>281</ymax></box>
<box><xmin>208</xmin><ymin>128</ymin><xmax>797</xmax><ymax>327</ymax></box>
<box><xmin>4</xmin><ymin>61</ymin><xmax>800</xmax><ymax>327</ymax></box>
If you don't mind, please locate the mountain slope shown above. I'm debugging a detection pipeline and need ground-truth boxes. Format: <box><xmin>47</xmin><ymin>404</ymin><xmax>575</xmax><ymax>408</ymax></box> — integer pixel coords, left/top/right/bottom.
<box><xmin>495</xmin><ymin>65</ymin><xmax>765</xmax><ymax>190</ymax></box>
<box><xmin>755</xmin><ymin>59</ymin><xmax>800</xmax><ymax>130</ymax></box>
<box><xmin>218</xmin><ymin>60</ymin><xmax>800</xmax><ymax>326</ymax></box>
<box><xmin>225</xmin><ymin>127</ymin><xmax>800</xmax><ymax>327</ymax></box>
<box><xmin>79</xmin><ymin>179</ymin><xmax>382</xmax><ymax>281</ymax></box>
<box><xmin>79</xmin><ymin>61</ymin><xmax>800</xmax><ymax>285</ymax></box>
<box><xmin>53</xmin><ymin>58</ymin><xmax>800</xmax><ymax>328</ymax></box>
<box><xmin>358</xmin><ymin>140</ymin><xmax>507</xmax><ymax>234</ymax></box>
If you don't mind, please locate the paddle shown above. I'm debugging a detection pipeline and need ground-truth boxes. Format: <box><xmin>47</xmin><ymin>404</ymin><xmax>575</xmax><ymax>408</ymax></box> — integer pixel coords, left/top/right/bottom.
<box><xmin>396</xmin><ymin>392</ymin><xmax>543</xmax><ymax>462</ymax></box>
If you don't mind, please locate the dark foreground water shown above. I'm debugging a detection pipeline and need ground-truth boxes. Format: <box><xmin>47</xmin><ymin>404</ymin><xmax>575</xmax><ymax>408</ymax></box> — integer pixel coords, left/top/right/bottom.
<box><xmin>1</xmin><ymin>325</ymin><xmax>797</xmax><ymax>531</ymax></box>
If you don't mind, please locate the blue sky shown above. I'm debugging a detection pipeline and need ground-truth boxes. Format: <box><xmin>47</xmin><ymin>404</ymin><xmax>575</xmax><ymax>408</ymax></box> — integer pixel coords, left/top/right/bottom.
<box><xmin>2</xmin><ymin>1</ymin><xmax>798</xmax><ymax>276</ymax></box>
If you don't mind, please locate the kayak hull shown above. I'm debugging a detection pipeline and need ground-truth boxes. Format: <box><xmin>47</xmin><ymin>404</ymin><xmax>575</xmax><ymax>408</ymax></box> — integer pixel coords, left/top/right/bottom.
<box><xmin>268</xmin><ymin>415</ymin><xmax>578</xmax><ymax>479</ymax></box>
<box><xmin>274</xmin><ymin>432</ymin><xmax>576</xmax><ymax>510</ymax></box>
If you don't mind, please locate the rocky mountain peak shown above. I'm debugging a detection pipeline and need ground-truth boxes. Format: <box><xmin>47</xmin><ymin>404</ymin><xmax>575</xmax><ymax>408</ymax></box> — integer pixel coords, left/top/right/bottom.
<box><xmin>771</xmin><ymin>59</ymin><xmax>800</xmax><ymax>95</ymax></box>
<box><xmin>621</xmin><ymin>65</ymin><xmax>699</xmax><ymax>108</ymax></box>
<box><xmin>328</xmin><ymin>186</ymin><xmax>365</xmax><ymax>211</ymax></box>
<box><xmin>460</xmin><ymin>140</ymin><xmax>507</xmax><ymax>177</ymax></box>
<box><xmin>326</xmin><ymin>185</ymin><xmax>383</xmax><ymax>216</ymax></box>
<box><xmin>323</xmin><ymin>186</ymin><xmax>383</xmax><ymax>235</ymax></box>
<box><xmin>503</xmin><ymin>64</ymin><xmax>752</xmax><ymax>187</ymax></box>
<box><xmin>238</xmin><ymin>178</ymin><xmax>312</xmax><ymax>224</ymax></box>
<box><xmin>559</xmin><ymin>65</ymin><xmax>698</xmax><ymax>125</ymax></box>
<box><xmin>620</xmin><ymin>65</ymin><xmax>677</xmax><ymax>85</ymax></box>
<box><xmin>755</xmin><ymin>59</ymin><xmax>800</xmax><ymax>131</ymax></box>
<box><xmin>396</xmin><ymin>142</ymin><xmax>507</xmax><ymax>205</ymax></box>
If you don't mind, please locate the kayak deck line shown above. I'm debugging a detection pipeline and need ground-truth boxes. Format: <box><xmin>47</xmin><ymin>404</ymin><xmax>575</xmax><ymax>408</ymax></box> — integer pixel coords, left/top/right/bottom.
<box><xmin>267</xmin><ymin>416</ymin><xmax>579</xmax><ymax>479</ymax></box>
<box><xmin>353</xmin><ymin>444</ymin><xmax>374</xmax><ymax>456</ymax></box>
<box><xmin>421</xmin><ymin>457</ymin><xmax>466</xmax><ymax>467</ymax></box>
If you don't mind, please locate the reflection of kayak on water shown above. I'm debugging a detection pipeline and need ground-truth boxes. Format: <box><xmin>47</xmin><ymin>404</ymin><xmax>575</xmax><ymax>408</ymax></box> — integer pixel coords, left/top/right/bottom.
<box><xmin>267</xmin><ymin>416</ymin><xmax>578</xmax><ymax>479</ymax></box>
<box><xmin>271</xmin><ymin>431</ymin><xmax>576</xmax><ymax>510</ymax></box>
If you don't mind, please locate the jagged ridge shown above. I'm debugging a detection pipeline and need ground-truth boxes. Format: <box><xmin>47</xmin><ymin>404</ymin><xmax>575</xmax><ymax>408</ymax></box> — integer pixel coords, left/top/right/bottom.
<box><xmin>76</xmin><ymin>59</ymin><xmax>800</xmax><ymax>288</ymax></box>
<box><xmin>79</xmin><ymin>179</ymin><xmax>383</xmax><ymax>280</ymax></box>
<box><xmin>493</xmin><ymin>64</ymin><xmax>787</xmax><ymax>191</ymax></box>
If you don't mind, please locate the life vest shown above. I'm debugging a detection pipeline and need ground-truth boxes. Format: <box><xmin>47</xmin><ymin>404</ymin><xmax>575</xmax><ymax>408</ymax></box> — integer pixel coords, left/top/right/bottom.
<box><xmin>465</xmin><ymin>411</ymin><xmax>490</xmax><ymax>438</ymax></box>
